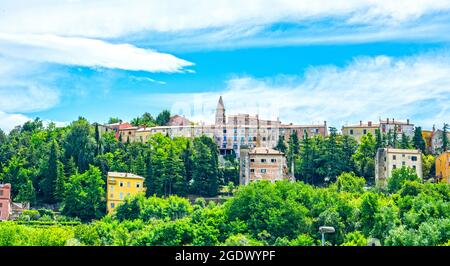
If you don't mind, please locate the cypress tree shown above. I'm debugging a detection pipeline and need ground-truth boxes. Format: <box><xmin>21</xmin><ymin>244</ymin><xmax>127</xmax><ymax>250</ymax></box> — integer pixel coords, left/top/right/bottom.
<box><xmin>412</xmin><ymin>127</ymin><xmax>426</xmax><ymax>153</ymax></box>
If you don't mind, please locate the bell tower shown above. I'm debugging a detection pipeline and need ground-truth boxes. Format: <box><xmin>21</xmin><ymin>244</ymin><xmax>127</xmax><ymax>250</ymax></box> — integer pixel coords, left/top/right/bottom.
<box><xmin>215</xmin><ymin>96</ymin><xmax>226</xmax><ymax>125</ymax></box>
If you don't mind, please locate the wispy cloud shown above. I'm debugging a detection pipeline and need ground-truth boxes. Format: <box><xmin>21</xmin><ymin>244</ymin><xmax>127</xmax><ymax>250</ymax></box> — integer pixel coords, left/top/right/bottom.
<box><xmin>2</xmin><ymin>0</ymin><xmax>450</xmax><ymax>51</ymax></box>
<box><xmin>0</xmin><ymin>33</ymin><xmax>193</xmax><ymax>73</ymax></box>
<box><xmin>149</xmin><ymin>51</ymin><xmax>450</xmax><ymax>129</ymax></box>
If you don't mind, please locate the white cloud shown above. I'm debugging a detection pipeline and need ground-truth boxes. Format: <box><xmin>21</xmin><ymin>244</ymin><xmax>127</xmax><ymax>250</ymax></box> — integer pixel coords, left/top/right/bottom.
<box><xmin>0</xmin><ymin>33</ymin><xmax>193</xmax><ymax>73</ymax></box>
<box><xmin>2</xmin><ymin>0</ymin><xmax>450</xmax><ymax>38</ymax></box>
<box><xmin>150</xmin><ymin>52</ymin><xmax>450</xmax><ymax>129</ymax></box>
<box><xmin>0</xmin><ymin>111</ymin><xmax>32</xmax><ymax>133</ymax></box>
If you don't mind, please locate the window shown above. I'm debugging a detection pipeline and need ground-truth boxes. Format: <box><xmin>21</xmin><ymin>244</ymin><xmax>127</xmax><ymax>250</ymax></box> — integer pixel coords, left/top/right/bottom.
<box><xmin>261</xmin><ymin>169</ymin><xmax>267</xmax><ymax>173</ymax></box>
<box><xmin>271</xmin><ymin>159</ymin><xmax>277</xmax><ymax>163</ymax></box>
<box><xmin>0</xmin><ymin>190</ymin><xmax>3</xmax><ymax>196</ymax></box>
<box><xmin>120</xmin><ymin>192</ymin><xmax>123</xmax><ymax>200</ymax></box>
<box><xmin>136</xmin><ymin>183</ymin><xmax>141</xmax><ymax>188</ymax></box>
<box><xmin>110</xmin><ymin>185</ymin><xmax>114</xmax><ymax>191</ymax></box>
<box><xmin>127</xmin><ymin>182</ymin><xmax>131</xmax><ymax>188</ymax></box>
<box><xmin>0</xmin><ymin>203</ymin><xmax>2</xmax><ymax>208</ymax></box>
<box><xmin>119</xmin><ymin>182</ymin><xmax>124</xmax><ymax>187</ymax></box>
<box><xmin>110</xmin><ymin>194</ymin><xmax>114</xmax><ymax>198</ymax></box>
<box><xmin>110</xmin><ymin>203</ymin><xmax>115</xmax><ymax>209</ymax></box>
<box><xmin>363</xmin><ymin>129</ymin><xmax>367</xmax><ymax>134</ymax></box>
<box><xmin>393</xmin><ymin>165</ymin><xmax>397</xmax><ymax>169</ymax></box>
<box><xmin>253</xmin><ymin>137</ymin><xmax>257</xmax><ymax>141</ymax></box>
<box><xmin>412</xmin><ymin>165</ymin><xmax>416</xmax><ymax>170</ymax></box>
<box><xmin>393</xmin><ymin>155</ymin><xmax>396</xmax><ymax>160</ymax></box>
<box><xmin>250</xmin><ymin>159</ymin><xmax>255</xmax><ymax>162</ymax></box>
<box><xmin>250</xmin><ymin>169</ymin><xmax>255</xmax><ymax>173</ymax></box>
<box><xmin>223</xmin><ymin>129</ymin><xmax>227</xmax><ymax>133</ymax></box>
<box><xmin>411</xmin><ymin>156</ymin><xmax>417</xmax><ymax>161</ymax></box>
<box><xmin>262</xmin><ymin>137</ymin><xmax>266</xmax><ymax>141</ymax></box>
<box><xmin>261</xmin><ymin>159</ymin><xmax>267</xmax><ymax>163</ymax></box>
<box><xmin>402</xmin><ymin>161</ymin><xmax>405</xmax><ymax>166</ymax></box>
<box><xmin>349</xmin><ymin>129</ymin><xmax>354</xmax><ymax>135</ymax></box>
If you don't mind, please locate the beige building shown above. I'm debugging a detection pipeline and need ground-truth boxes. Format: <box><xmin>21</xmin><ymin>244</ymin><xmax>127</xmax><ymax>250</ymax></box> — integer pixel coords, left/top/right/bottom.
<box><xmin>239</xmin><ymin>146</ymin><xmax>288</xmax><ymax>185</ymax></box>
<box><xmin>342</xmin><ymin>121</ymin><xmax>379</xmax><ymax>142</ymax></box>
<box><xmin>113</xmin><ymin>96</ymin><xmax>328</xmax><ymax>157</ymax></box>
<box><xmin>375</xmin><ymin>148</ymin><xmax>423</xmax><ymax>185</ymax></box>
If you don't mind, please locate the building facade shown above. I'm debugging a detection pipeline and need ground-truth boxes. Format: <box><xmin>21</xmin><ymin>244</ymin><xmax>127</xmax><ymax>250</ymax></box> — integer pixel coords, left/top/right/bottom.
<box><xmin>239</xmin><ymin>146</ymin><xmax>288</xmax><ymax>185</ymax></box>
<box><xmin>342</xmin><ymin>121</ymin><xmax>379</xmax><ymax>143</ymax></box>
<box><xmin>431</xmin><ymin>129</ymin><xmax>450</xmax><ymax>154</ymax></box>
<box><xmin>107</xmin><ymin>172</ymin><xmax>146</xmax><ymax>213</ymax></box>
<box><xmin>112</xmin><ymin>97</ymin><xmax>327</xmax><ymax>157</ymax></box>
<box><xmin>375</xmin><ymin>148</ymin><xmax>423</xmax><ymax>185</ymax></box>
<box><xmin>436</xmin><ymin>151</ymin><xmax>450</xmax><ymax>184</ymax></box>
<box><xmin>0</xmin><ymin>183</ymin><xmax>12</xmax><ymax>221</ymax></box>
<box><xmin>379</xmin><ymin>118</ymin><xmax>414</xmax><ymax>137</ymax></box>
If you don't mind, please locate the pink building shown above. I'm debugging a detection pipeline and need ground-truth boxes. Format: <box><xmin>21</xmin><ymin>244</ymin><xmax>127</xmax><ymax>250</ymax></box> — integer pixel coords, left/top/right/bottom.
<box><xmin>0</xmin><ymin>183</ymin><xmax>12</xmax><ymax>221</ymax></box>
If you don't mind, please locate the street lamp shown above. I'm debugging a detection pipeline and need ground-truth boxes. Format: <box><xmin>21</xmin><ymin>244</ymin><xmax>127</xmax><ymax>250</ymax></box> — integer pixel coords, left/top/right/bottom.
<box><xmin>319</xmin><ymin>226</ymin><xmax>335</xmax><ymax>246</ymax></box>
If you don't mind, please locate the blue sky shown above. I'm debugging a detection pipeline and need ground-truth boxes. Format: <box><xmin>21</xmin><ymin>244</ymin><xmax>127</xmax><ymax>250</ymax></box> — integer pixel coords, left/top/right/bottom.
<box><xmin>1</xmin><ymin>0</ymin><xmax>450</xmax><ymax>131</ymax></box>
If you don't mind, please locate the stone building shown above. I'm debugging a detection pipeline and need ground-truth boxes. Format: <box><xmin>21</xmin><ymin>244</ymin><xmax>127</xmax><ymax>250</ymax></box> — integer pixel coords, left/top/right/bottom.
<box><xmin>431</xmin><ymin>129</ymin><xmax>450</xmax><ymax>154</ymax></box>
<box><xmin>379</xmin><ymin>118</ymin><xmax>414</xmax><ymax>138</ymax></box>
<box><xmin>0</xmin><ymin>183</ymin><xmax>12</xmax><ymax>221</ymax></box>
<box><xmin>239</xmin><ymin>146</ymin><xmax>288</xmax><ymax>185</ymax></box>
<box><xmin>341</xmin><ymin>121</ymin><xmax>379</xmax><ymax>143</ymax></box>
<box><xmin>112</xmin><ymin>96</ymin><xmax>327</xmax><ymax>157</ymax></box>
<box><xmin>375</xmin><ymin>148</ymin><xmax>423</xmax><ymax>185</ymax></box>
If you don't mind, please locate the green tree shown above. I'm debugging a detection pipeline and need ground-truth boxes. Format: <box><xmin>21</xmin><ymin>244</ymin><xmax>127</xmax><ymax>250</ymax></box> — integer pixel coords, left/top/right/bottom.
<box><xmin>443</xmin><ymin>123</ymin><xmax>449</xmax><ymax>152</ymax></box>
<box><xmin>336</xmin><ymin>172</ymin><xmax>366</xmax><ymax>194</ymax></box>
<box><xmin>275</xmin><ymin>137</ymin><xmax>287</xmax><ymax>154</ymax></box>
<box><xmin>108</xmin><ymin>117</ymin><xmax>120</xmax><ymax>124</ymax></box>
<box><xmin>387</xmin><ymin>166</ymin><xmax>420</xmax><ymax>193</ymax></box>
<box><xmin>62</xmin><ymin>165</ymin><xmax>105</xmax><ymax>221</ymax></box>
<box><xmin>352</xmin><ymin>133</ymin><xmax>376</xmax><ymax>183</ymax></box>
<box><xmin>412</xmin><ymin>127</ymin><xmax>426</xmax><ymax>153</ymax></box>
<box><xmin>40</xmin><ymin>140</ymin><xmax>63</xmax><ymax>203</ymax></box>
<box><xmin>156</xmin><ymin>110</ymin><xmax>171</xmax><ymax>126</ymax></box>
<box><xmin>400</xmin><ymin>133</ymin><xmax>411</xmax><ymax>149</ymax></box>
<box><xmin>63</xmin><ymin>117</ymin><xmax>96</xmax><ymax>172</ymax></box>
<box><xmin>192</xmin><ymin>137</ymin><xmax>219</xmax><ymax>197</ymax></box>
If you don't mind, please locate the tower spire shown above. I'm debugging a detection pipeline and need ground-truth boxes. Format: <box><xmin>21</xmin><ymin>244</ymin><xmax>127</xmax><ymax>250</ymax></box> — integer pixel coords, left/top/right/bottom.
<box><xmin>215</xmin><ymin>96</ymin><xmax>226</xmax><ymax>125</ymax></box>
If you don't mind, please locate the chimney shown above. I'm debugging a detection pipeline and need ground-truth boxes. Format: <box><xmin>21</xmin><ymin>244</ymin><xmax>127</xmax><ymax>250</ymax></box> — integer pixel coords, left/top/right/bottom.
<box><xmin>360</xmin><ymin>120</ymin><xmax>362</xmax><ymax>126</ymax></box>
<box><xmin>392</xmin><ymin>118</ymin><xmax>395</xmax><ymax>123</ymax></box>
<box><xmin>368</xmin><ymin>121</ymin><xmax>372</xmax><ymax>126</ymax></box>
<box><xmin>407</xmin><ymin>119</ymin><xmax>410</xmax><ymax>125</ymax></box>
<box><xmin>387</xmin><ymin>118</ymin><xmax>389</xmax><ymax>124</ymax></box>
<box><xmin>433</xmin><ymin>124</ymin><xmax>436</xmax><ymax>132</ymax></box>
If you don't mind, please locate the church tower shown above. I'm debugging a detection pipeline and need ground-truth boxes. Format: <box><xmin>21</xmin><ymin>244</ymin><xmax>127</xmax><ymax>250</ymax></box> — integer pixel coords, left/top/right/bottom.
<box><xmin>215</xmin><ymin>96</ymin><xmax>226</xmax><ymax>125</ymax></box>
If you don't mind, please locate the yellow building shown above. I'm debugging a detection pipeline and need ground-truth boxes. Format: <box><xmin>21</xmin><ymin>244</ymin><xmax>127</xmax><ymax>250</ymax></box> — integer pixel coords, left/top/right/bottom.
<box><xmin>422</xmin><ymin>130</ymin><xmax>433</xmax><ymax>154</ymax></box>
<box><xmin>107</xmin><ymin>172</ymin><xmax>146</xmax><ymax>213</ymax></box>
<box><xmin>436</xmin><ymin>151</ymin><xmax>450</xmax><ymax>184</ymax></box>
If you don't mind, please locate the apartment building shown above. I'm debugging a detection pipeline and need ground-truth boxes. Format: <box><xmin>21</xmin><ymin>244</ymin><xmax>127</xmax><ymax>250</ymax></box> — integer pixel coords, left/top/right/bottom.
<box><xmin>375</xmin><ymin>148</ymin><xmax>423</xmax><ymax>184</ymax></box>
<box><xmin>379</xmin><ymin>118</ymin><xmax>414</xmax><ymax>138</ymax></box>
<box><xmin>280</xmin><ymin>122</ymin><xmax>328</xmax><ymax>142</ymax></box>
<box><xmin>436</xmin><ymin>151</ymin><xmax>450</xmax><ymax>184</ymax></box>
<box><xmin>0</xmin><ymin>183</ymin><xmax>12</xmax><ymax>221</ymax></box>
<box><xmin>107</xmin><ymin>172</ymin><xmax>146</xmax><ymax>213</ymax></box>
<box><xmin>431</xmin><ymin>129</ymin><xmax>450</xmax><ymax>154</ymax></box>
<box><xmin>342</xmin><ymin>121</ymin><xmax>379</xmax><ymax>143</ymax></box>
<box><xmin>239</xmin><ymin>146</ymin><xmax>288</xmax><ymax>185</ymax></box>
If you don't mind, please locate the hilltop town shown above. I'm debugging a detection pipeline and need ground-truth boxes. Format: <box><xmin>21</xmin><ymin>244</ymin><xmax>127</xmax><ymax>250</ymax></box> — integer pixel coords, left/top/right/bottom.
<box><xmin>0</xmin><ymin>96</ymin><xmax>449</xmax><ymax>247</ymax></box>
